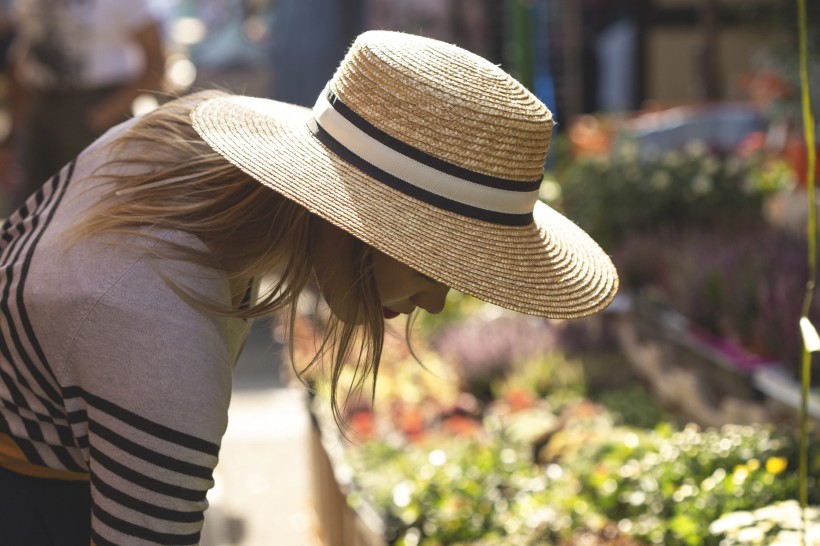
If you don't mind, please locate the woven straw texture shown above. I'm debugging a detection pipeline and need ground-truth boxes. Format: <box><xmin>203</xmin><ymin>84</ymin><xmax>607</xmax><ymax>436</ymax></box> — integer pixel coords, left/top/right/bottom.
<box><xmin>192</xmin><ymin>30</ymin><xmax>618</xmax><ymax>318</ymax></box>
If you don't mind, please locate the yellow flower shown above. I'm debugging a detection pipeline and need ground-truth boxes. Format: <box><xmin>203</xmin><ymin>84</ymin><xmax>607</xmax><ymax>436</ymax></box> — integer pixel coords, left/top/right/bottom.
<box><xmin>765</xmin><ymin>457</ymin><xmax>788</xmax><ymax>475</ymax></box>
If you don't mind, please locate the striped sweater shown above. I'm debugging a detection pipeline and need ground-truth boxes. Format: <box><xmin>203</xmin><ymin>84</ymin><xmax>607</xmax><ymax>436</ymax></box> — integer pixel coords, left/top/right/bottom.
<box><xmin>0</xmin><ymin>121</ymin><xmax>252</xmax><ymax>544</ymax></box>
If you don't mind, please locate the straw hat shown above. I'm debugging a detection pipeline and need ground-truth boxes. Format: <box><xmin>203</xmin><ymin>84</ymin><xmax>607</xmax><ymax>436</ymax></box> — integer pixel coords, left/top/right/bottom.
<box><xmin>191</xmin><ymin>30</ymin><xmax>618</xmax><ymax>318</ymax></box>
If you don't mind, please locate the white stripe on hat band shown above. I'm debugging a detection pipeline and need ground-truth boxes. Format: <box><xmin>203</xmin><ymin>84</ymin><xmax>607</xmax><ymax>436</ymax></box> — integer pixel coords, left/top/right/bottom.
<box><xmin>311</xmin><ymin>88</ymin><xmax>541</xmax><ymax>216</ymax></box>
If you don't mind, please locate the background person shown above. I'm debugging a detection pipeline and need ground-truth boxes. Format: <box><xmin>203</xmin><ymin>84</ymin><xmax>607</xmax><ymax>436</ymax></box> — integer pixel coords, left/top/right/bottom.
<box><xmin>0</xmin><ymin>0</ymin><xmax>165</xmax><ymax>211</ymax></box>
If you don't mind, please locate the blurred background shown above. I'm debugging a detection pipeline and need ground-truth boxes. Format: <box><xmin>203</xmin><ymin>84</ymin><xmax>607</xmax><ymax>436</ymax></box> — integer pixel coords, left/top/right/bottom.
<box><xmin>0</xmin><ymin>1</ymin><xmax>818</xmax><ymax>545</ymax></box>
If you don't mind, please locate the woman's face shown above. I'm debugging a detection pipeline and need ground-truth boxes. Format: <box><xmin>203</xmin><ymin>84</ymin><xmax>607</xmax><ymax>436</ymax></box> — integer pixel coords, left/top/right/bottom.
<box><xmin>371</xmin><ymin>251</ymin><xmax>450</xmax><ymax>320</ymax></box>
<box><xmin>312</xmin><ymin>220</ymin><xmax>449</xmax><ymax>321</ymax></box>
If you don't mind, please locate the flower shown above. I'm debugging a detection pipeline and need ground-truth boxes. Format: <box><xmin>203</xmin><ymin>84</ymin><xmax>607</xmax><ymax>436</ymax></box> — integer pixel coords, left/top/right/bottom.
<box><xmin>765</xmin><ymin>456</ymin><xmax>788</xmax><ymax>475</ymax></box>
<box><xmin>650</xmin><ymin>170</ymin><xmax>671</xmax><ymax>190</ymax></box>
<box><xmin>708</xmin><ymin>510</ymin><xmax>755</xmax><ymax>535</ymax></box>
<box><xmin>691</xmin><ymin>173</ymin><xmax>713</xmax><ymax>195</ymax></box>
<box><xmin>350</xmin><ymin>409</ymin><xmax>376</xmax><ymax>440</ymax></box>
<box><xmin>684</xmin><ymin>139</ymin><xmax>708</xmax><ymax>157</ymax></box>
<box><xmin>732</xmin><ymin>465</ymin><xmax>749</xmax><ymax>485</ymax></box>
<box><xmin>746</xmin><ymin>458</ymin><xmax>761</xmax><ymax>471</ymax></box>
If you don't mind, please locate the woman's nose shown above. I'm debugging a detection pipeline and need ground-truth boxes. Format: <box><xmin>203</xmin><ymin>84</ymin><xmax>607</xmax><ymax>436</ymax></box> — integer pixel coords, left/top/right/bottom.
<box><xmin>414</xmin><ymin>283</ymin><xmax>450</xmax><ymax>314</ymax></box>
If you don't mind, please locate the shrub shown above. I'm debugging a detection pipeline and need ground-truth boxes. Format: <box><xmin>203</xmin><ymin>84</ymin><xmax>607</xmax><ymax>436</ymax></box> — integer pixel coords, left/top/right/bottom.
<box><xmin>554</xmin><ymin>140</ymin><xmax>789</xmax><ymax>251</ymax></box>
<box><xmin>343</xmin><ymin>402</ymin><xmax>818</xmax><ymax>546</ymax></box>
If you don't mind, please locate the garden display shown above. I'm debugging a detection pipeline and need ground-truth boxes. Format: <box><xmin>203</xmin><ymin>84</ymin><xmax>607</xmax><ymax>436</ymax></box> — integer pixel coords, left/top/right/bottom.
<box><xmin>552</xmin><ymin>127</ymin><xmax>820</xmax><ymax>414</ymax></box>
<box><xmin>306</xmin><ymin>297</ymin><xmax>819</xmax><ymax>546</ymax></box>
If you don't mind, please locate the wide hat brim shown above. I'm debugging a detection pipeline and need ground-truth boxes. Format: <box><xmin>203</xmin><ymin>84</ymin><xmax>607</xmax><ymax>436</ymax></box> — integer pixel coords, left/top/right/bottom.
<box><xmin>192</xmin><ymin>96</ymin><xmax>618</xmax><ymax>318</ymax></box>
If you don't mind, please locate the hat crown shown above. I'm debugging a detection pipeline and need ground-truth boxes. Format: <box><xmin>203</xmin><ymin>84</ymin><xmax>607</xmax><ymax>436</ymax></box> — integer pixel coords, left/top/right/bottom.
<box><xmin>329</xmin><ymin>31</ymin><xmax>553</xmax><ymax>183</ymax></box>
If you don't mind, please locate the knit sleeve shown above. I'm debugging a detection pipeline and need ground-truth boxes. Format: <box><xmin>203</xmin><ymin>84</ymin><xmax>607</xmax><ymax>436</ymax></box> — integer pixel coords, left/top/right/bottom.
<box><xmin>63</xmin><ymin>256</ymin><xmax>240</xmax><ymax>546</ymax></box>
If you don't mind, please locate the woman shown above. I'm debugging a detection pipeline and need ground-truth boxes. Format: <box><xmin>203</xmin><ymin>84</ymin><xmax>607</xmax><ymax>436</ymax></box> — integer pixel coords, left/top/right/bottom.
<box><xmin>0</xmin><ymin>31</ymin><xmax>618</xmax><ymax>545</ymax></box>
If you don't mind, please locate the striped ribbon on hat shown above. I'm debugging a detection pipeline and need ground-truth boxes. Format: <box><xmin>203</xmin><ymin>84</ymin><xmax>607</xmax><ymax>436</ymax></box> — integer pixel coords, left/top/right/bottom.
<box><xmin>308</xmin><ymin>86</ymin><xmax>542</xmax><ymax>226</ymax></box>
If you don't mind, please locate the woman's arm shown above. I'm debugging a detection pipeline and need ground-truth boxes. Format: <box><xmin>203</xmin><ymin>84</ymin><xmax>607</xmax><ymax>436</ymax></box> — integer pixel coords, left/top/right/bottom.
<box><xmin>64</xmin><ymin>256</ymin><xmax>242</xmax><ymax>546</ymax></box>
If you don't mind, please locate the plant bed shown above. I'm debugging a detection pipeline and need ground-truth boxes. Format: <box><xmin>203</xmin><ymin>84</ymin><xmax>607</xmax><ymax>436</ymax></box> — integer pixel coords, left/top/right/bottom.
<box><xmin>552</xmin><ymin>128</ymin><xmax>812</xmax><ymax>395</ymax></box>
<box><xmin>301</xmin><ymin>300</ymin><xmax>819</xmax><ymax>546</ymax></box>
<box><xmin>310</xmin><ymin>382</ymin><xmax>818</xmax><ymax>546</ymax></box>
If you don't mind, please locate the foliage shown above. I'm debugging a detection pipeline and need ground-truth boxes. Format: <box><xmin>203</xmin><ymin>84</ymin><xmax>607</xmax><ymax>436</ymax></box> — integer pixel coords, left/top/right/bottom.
<box><xmin>342</xmin><ymin>397</ymin><xmax>817</xmax><ymax>546</ymax></box>
<box><xmin>347</xmin><ymin>434</ymin><xmax>543</xmax><ymax>545</ymax></box>
<box><xmin>324</xmin><ymin>302</ymin><xmax>820</xmax><ymax>546</ymax></box>
<box><xmin>551</xmin><ymin>110</ymin><xmax>804</xmax><ymax>381</ymax></box>
<box><xmin>553</xmin><ymin>140</ymin><xmax>790</xmax><ymax>251</ymax></box>
<box><xmin>595</xmin><ymin>386</ymin><xmax>668</xmax><ymax>430</ymax></box>
<box><xmin>560</xmin><ymin>421</ymin><xmax>817</xmax><ymax>546</ymax></box>
<box><xmin>413</xmin><ymin>290</ymin><xmax>489</xmax><ymax>337</ymax></box>
<box><xmin>427</xmin><ymin>312</ymin><xmax>560</xmax><ymax>402</ymax></box>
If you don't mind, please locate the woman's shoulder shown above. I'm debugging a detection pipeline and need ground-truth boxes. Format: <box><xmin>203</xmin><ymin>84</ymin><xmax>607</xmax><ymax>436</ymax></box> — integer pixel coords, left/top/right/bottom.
<box><xmin>29</xmin><ymin>223</ymin><xmax>228</xmax><ymax>316</ymax></box>
<box><xmin>23</xmin><ymin>218</ymin><xmax>233</xmax><ymax>371</ymax></box>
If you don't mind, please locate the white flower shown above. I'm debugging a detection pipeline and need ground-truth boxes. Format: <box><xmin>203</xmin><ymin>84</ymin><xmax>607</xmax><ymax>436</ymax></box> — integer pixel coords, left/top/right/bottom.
<box><xmin>702</xmin><ymin>156</ymin><xmax>720</xmax><ymax>175</ymax></box>
<box><xmin>662</xmin><ymin>151</ymin><xmax>683</xmax><ymax>168</ymax></box>
<box><xmin>539</xmin><ymin>180</ymin><xmax>561</xmax><ymax>202</ymax></box>
<box><xmin>736</xmin><ymin>525</ymin><xmax>765</xmax><ymax>543</ymax></box>
<box><xmin>546</xmin><ymin>464</ymin><xmax>563</xmax><ymax>480</ymax></box>
<box><xmin>753</xmin><ymin>500</ymin><xmax>799</xmax><ymax>524</ymax></box>
<box><xmin>685</xmin><ymin>139</ymin><xmax>708</xmax><ymax>157</ymax></box>
<box><xmin>618</xmin><ymin>140</ymin><xmax>640</xmax><ymax>161</ymax></box>
<box><xmin>428</xmin><ymin>449</ymin><xmax>447</xmax><ymax>467</ymax></box>
<box><xmin>651</xmin><ymin>171</ymin><xmax>671</xmax><ymax>190</ymax></box>
<box><xmin>392</xmin><ymin>480</ymin><xmax>415</xmax><ymax>507</ymax></box>
<box><xmin>770</xmin><ymin>530</ymin><xmax>802</xmax><ymax>546</ymax></box>
<box><xmin>692</xmin><ymin>174</ymin><xmax>713</xmax><ymax>195</ymax></box>
<box><xmin>709</xmin><ymin>511</ymin><xmax>755</xmax><ymax>535</ymax></box>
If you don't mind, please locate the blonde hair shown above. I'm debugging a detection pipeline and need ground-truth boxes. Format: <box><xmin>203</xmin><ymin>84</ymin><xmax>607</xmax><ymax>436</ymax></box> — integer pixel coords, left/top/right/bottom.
<box><xmin>77</xmin><ymin>90</ymin><xmax>386</xmax><ymax>429</ymax></box>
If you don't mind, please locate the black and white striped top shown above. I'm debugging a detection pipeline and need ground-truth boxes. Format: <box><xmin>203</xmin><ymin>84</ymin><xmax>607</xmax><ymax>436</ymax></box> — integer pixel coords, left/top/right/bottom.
<box><xmin>0</xmin><ymin>121</ymin><xmax>251</xmax><ymax>545</ymax></box>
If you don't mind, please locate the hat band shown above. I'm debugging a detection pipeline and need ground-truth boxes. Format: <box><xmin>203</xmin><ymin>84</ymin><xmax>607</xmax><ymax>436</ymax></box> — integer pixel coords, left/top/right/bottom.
<box><xmin>309</xmin><ymin>87</ymin><xmax>540</xmax><ymax>226</ymax></box>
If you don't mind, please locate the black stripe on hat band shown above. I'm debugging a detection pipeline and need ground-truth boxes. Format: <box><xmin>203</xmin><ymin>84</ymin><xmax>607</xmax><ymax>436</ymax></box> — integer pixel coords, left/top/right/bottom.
<box><xmin>307</xmin><ymin>118</ymin><xmax>534</xmax><ymax>226</ymax></box>
<box><xmin>325</xmin><ymin>89</ymin><xmax>543</xmax><ymax>192</ymax></box>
